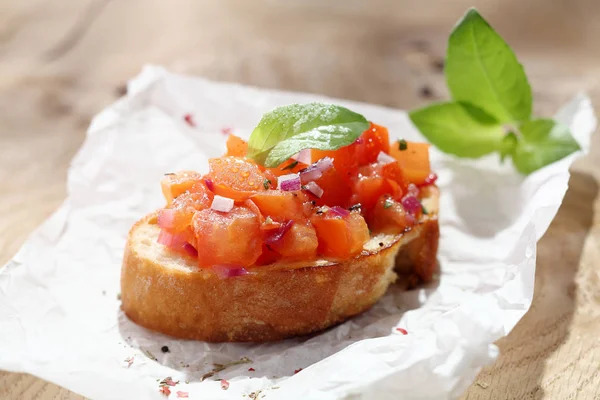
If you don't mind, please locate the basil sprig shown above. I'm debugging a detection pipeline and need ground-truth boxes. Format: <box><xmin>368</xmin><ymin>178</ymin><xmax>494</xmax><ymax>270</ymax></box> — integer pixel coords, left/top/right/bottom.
<box><xmin>247</xmin><ymin>103</ymin><xmax>369</xmax><ymax>168</ymax></box>
<box><xmin>409</xmin><ymin>8</ymin><xmax>580</xmax><ymax>174</ymax></box>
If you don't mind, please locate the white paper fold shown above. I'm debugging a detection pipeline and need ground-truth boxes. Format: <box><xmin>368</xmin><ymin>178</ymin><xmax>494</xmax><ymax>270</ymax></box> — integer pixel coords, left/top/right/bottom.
<box><xmin>0</xmin><ymin>66</ymin><xmax>595</xmax><ymax>400</ymax></box>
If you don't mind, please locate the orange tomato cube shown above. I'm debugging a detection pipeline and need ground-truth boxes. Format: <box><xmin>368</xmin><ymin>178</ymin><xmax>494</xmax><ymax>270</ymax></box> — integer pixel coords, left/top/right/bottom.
<box><xmin>207</xmin><ymin>157</ymin><xmax>268</xmax><ymax>201</ymax></box>
<box><xmin>311</xmin><ymin>211</ymin><xmax>369</xmax><ymax>259</ymax></box>
<box><xmin>355</xmin><ymin>122</ymin><xmax>390</xmax><ymax>165</ymax></box>
<box><xmin>388</xmin><ymin>141</ymin><xmax>431</xmax><ymax>185</ymax></box>
<box><xmin>160</xmin><ymin>171</ymin><xmax>202</xmax><ymax>206</ymax></box>
<box><xmin>368</xmin><ymin>196</ymin><xmax>416</xmax><ymax>234</ymax></box>
<box><xmin>270</xmin><ymin>222</ymin><xmax>318</xmax><ymax>260</ymax></box>
<box><xmin>192</xmin><ymin>206</ymin><xmax>263</xmax><ymax>267</ymax></box>
<box><xmin>225</xmin><ymin>134</ymin><xmax>248</xmax><ymax>157</ymax></box>
<box><xmin>250</xmin><ymin>190</ymin><xmax>305</xmax><ymax>221</ymax></box>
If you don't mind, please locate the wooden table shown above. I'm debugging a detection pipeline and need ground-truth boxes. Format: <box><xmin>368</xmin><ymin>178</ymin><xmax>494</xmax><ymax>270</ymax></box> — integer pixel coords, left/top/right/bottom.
<box><xmin>1</xmin><ymin>0</ymin><xmax>599</xmax><ymax>398</ymax></box>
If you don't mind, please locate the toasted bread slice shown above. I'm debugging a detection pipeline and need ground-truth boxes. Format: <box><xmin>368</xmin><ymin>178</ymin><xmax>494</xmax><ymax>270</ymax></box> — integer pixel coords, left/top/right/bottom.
<box><xmin>120</xmin><ymin>187</ymin><xmax>439</xmax><ymax>342</ymax></box>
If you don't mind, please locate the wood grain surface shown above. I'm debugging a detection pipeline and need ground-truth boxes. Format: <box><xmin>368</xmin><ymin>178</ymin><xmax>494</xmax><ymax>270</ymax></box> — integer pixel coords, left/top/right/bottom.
<box><xmin>1</xmin><ymin>0</ymin><xmax>599</xmax><ymax>399</ymax></box>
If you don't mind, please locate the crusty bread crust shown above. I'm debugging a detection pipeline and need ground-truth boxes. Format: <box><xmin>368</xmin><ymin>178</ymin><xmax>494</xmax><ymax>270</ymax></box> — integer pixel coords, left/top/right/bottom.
<box><xmin>121</xmin><ymin>187</ymin><xmax>439</xmax><ymax>342</ymax></box>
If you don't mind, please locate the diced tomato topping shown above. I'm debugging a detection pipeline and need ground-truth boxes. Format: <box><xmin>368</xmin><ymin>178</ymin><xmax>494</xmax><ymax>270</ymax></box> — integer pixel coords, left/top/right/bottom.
<box><xmin>156</xmin><ymin>119</ymin><xmax>436</xmax><ymax>267</ymax></box>
<box><xmin>225</xmin><ymin>134</ymin><xmax>248</xmax><ymax>157</ymax></box>
<box><xmin>158</xmin><ymin>188</ymin><xmax>213</xmax><ymax>233</ymax></box>
<box><xmin>312</xmin><ymin>167</ymin><xmax>353</xmax><ymax>207</ymax></box>
<box><xmin>356</xmin><ymin>123</ymin><xmax>390</xmax><ymax>165</ymax></box>
<box><xmin>378</xmin><ymin>161</ymin><xmax>407</xmax><ymax>196</ymax></box>
<box><xmin>388</xmin><ymin>141</ymin><xmax>431</xmax><ymax>185</ymax></box>
<box><xmin>312</xmin><ymin>144</ymin><xmax>358</xmax><ymax>184</ymax></box>
<box><xmin>160</xmin><ymin>171</ymin><xmax>202</xmax><ymax>206</ymax></box>
<box><xmin>350</xmin><ymin>162</ymin><xmax>406</xmax><ymax>211</ymax></box>
<box><xmin>207</xmin><ymin>157</ymin><xmax>268</xmax><ymax>201</ymax></box>
<box><xmin>269</xmin><ymin>222</ymin><xmax>318</xmax><ymax>260</ymax></box>
<box><xmin>192</xmin><ymin>206</ymin><xmax>263</xmax><ymax>267</ymax></box>
<box><xmin>368</xmin><ymin>196</ymin><xmax>416</xmax><ymax>234</ymax></box>
<box><xmin>244</xmin><ymin>199</ymin><xmax>265</xmax><ymax>224</ymax></box>
<box><xmin>250</xmin><ymin>190</ymin><xmax>306</xmax><ymax>222</ymax></box>
<box><xmin>311</xmin><ymin>211</ymin><xmax>369</xmax><ymax>259</ymax></box>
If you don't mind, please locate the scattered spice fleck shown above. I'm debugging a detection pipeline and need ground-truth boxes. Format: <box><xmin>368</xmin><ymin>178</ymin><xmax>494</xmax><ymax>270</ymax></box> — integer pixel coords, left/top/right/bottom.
<box><xmin>271</xmin><ymin>386</ymin><xmax>280</xmax><ymax>389</ymax></box>
<box><xmin>432</xmin><ymin>58</ymin><xmax>445</xmax><ymax>72</ymax></box>
<box><xmin>311</xmin><ymin>200</ymin><xmax>316</xmax><ymax>206</ymax></box>
<box><xmin>164</xmin><ymin>172</ymin><xmax>176</xmax><ymax>176</ymax></box>
<box><xmin>176</xmin><ymin>391</ymin><xmax>189</xmax><ymax>398</ymax></box>
<box><xmin>294</xmin><ymin>368</ymin><xmax>303</xmax><ymax>374</ymax></box>
<box><xmin>200</xmin><ymin>357</ymin><xmax>252</xmax><ymax>381</ymax></box>
<box><xmin>398</xmin><ymin>139</ymin><xmax>408</xmax><ymax>151</ymax></box>
<box><xmin>348</xmin><ymin>203</ymin><xmax>362</xmax><ymax>212</ymax></box>
<box><xmin>159</xmin><ymin>377</ymin><xmax>179</xmax><ymax>388</ymax></box>
<box><xmin>115</xmin><ymin>83</ymin><xmax>127</xmax><ymax>97</ymax></box>
<box><xmin>185</xmin><ymin>380</ymin><xmax>190</xmax><ymax>384</ymax></box>
<box><xmin>161</xmin><ymin>346</ymin><xmax>170</xmax><ymax>353</ymax></box>
<box><xmin>143</xmin><ymin>349</ymin><xmax>158</xmax><ymax>361</ymax></box>
<box><xmin>220</xmin><ymin>379</ymin><xmax>230</xmax><ymax>390</ymax></box>
<box><xmin>419</xmin><ymin>85</ymin><xmax>433</xmax><ymax>99</ymax></box>
<box><xmin>183</xmin><ymin>114</ymin><xmax>196</xmax><ymax>127</ymax></box>
<box><xmin>159</xmin><ymin>386</ymin><xmax>171</xmax><ymax>396</ymax></box>
<box><xmin>379</xmin><ymin>242</ymin><xmax>384</xmax><ymax>247</ymax></box>
<box><xmin>421</xmin><ymin>204</ymin><xmax>429</xmax><ymax>215</ymax></box>
<box><xmin>281</xmin><ymin>160</ymin><xmax>299</xmax><ymax>170</ymax></box>
<box><xmin>102</xmin><ymin>290</ymin><xmax>106</xmax><ymax>296</ymax></box>
<box><xmin>263</xmin><ymin>179</ymin><xmax>272</xmax><ymax>190</ymax></box>
<box><xmin>117</xmin><ymin>293</ymin><xmax>122</xmax><ymax>301</ymax></box>
<box><xmin>384</xmin><ymin>198</ymin><xmax>394</xmax><ymax>209</ymax></box>
<box><xmin>248</xmin><ymin>367</ymin><xmax>255</xmax><ymax>372</ymax></box>
<box><xmin>396</xmin><ymin>328</ymin><xmax>408</xmax><ymax>335</ymax></box>
<box><xmin>476</xmin><ymin>381</ymin><xmax>489</xmax><ymax>389</ymax></box>
<box><xmin>124</xmin><ymin>356</ymin><xmax>134</xmax><ymax>368</ymax></box>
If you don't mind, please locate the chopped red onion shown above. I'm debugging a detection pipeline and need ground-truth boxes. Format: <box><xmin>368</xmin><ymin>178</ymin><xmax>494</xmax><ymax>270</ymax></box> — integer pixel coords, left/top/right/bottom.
<box><xmin>299</xmin><ymin>157</ymin><xmax>334</xmax><ymax>184</ymax></box>
<box><xmin>278</xmin><ymin>173</ymin><xmax>301</xmax><ymax>191</ymax></box>
<box><xmin>304</xmin><ymin>181</ymin><xmax>324</xmax><ymax>198</ymax></box>
<box><xmin>157</xmin><ymin>208</ymin><xmax>176</xmax><ymax>230</ymax></box>
<box><xmin>212</xmin><ymin>264</ymin><xmax>250</xmax><ymax>279</ymax></box>
<box><xmin>401</xmin><ymin>195</ymin><xmax>422</xmax><ymax>214</ymax></box>
<box><xmin>299</xmin><ymin>165</ymin><xmax>322</xmax><ymax>184</ymax></box>
<box><xmin>292</xmin><ymin>149</ymin><xmax>312</xmax><ymax>165</ymax></box>
<box><xmin>421</xmin><ymin>173</ymin><xmax>438</xmax><ymax>186</ymax></box>
<box><xmin>315</xmin><ymin>157</ymin><xmax>333</xmax><ymax>172</ymax></box>
<box><xmin>183</xmin><ymin>243</ymin><xmax>198</xmax><ymax>257</ymax></box>
<box><xmin>265</xmin><ymin>220</ymin><xmax>294</xmax><ymax>244</ymax></box>
<box><xmin>330</xmin><ymin>206</ymin><xmax>350</xmax><ymax>218</ymax></box>
<box><xmin>204</xmin><ymin>178</ymin><xmax>214</xmax><ymax>191</ymax></box>
<box><xmin>210</xmin><ymin>195</ymin><xmax>234</xmax><ymax>212</ymax></box>
<box><xmin>407</xmin><ymin>183</ymin><xmax>420</xmax><ymax>197</ymax></box>
<box><xmin>377</xmin><ymin>151</ymin><xmax>396</xmax><ymax>165</ymax></box>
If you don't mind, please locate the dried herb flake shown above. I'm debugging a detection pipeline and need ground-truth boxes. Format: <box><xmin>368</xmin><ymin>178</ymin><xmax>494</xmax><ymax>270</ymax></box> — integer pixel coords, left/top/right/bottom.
<box><xmin>200</xmin><ymin>357</ymin><xmax>252</xmax><ymax>381</ymax></box>
<box><xmin>398</xmin><ymin>139</ymin><xmax>408</xmax><ymax>151</ymax></box>
<box><xmin>281</xmin><ymin>160</ymin><xmax>299</xmax><ymax>170</ymax></box>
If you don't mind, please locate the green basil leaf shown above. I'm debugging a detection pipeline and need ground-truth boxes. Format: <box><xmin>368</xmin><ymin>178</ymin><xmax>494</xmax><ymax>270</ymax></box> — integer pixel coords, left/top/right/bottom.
<box><xmin>445</xmin><ymin>8</ymin><xmax>532</xmax><ymax>123</ymax></box>
<box><xmin>511</xmin><ymin>119</ymin><xmax>580</xmax><ymax>174</ymax></box>
<box><xmin>409</xmin><ymin>101</ymin><xmax>505</xmax><ymax>158</ymax></box>
<box><xmin>247</xmin><ymin>103</ymin><xmax>369</xmax><ymax>167</ymax></box>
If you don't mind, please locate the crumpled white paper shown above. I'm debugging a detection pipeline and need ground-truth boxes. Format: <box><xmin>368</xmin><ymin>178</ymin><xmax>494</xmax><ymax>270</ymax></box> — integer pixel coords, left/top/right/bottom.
<box><xmin>0</xmin><ymin>66</ymin><xmax>596</xmax><ymax>400</ymax></box>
